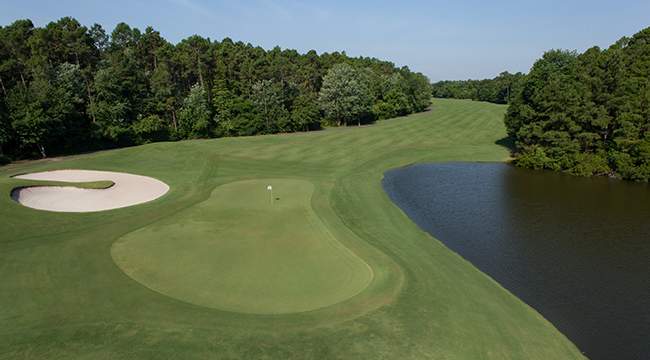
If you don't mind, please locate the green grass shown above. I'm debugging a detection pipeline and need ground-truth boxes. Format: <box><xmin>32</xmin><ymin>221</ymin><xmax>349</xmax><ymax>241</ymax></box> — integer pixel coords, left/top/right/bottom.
<box><xmin>0</xmin><ymin>159</ymin><xmax>52</xmax><ymax>172</ymax></box>
<box><xmin>0</xmin><ymin>153</ymin><xmax>83</xmax><ymax>173</ymax></box>
<box><xmin>10</xmin><ymin>179</ymin><xmax>115</xmax><ymax>190</ymax></box>
<box><xmin>0</xmin><ymin>99</ymin><xmax>585</xmax><ymax>359</ymax></box>
<box><xmin>111</xmin><ymin>178</ymin><xmax>374</xmax><ymax>314</ymax></box>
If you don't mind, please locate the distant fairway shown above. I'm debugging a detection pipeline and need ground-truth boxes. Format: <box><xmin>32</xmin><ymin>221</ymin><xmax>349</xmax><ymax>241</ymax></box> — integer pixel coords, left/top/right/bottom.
<box><xmin>0</xmin><ymin>99</ymin><xmax>586</xmax><ymax>359</ymax></box>
<box><xmin>112</xmin><ymin>178</ymin><xmax>373</xmax><ymax>314</ymax></box>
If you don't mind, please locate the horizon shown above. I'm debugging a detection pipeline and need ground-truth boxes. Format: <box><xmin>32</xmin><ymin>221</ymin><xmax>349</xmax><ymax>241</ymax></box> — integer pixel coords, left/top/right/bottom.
<box><xmin>2</xmin><ymin>0</ymin><xmax>649</xmax><ymax>81</ymax></box>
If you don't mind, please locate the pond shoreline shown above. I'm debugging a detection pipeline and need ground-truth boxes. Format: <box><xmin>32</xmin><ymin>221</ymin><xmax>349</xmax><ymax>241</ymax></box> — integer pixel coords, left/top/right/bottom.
<box><xmin>382</xmin><ymin>161</ymin><xmax>650</xmax><ymax>360</ymax></box>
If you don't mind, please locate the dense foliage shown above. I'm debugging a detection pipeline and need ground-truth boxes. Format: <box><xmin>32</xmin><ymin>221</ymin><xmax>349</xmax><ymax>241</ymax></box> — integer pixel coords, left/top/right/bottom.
<box><xmin>431</xmin><ymin>71</ymin><xmax>526</xmax><ymax>104</ymax></box>
<box><xmin>0</xmin><ymin>17</ymin><xmax>430</xmax><ymax>162</ymax></box>
<box><xmin>505</xmin><ymin>26</ymin><xmax>650</xmax><ymax>181</ymax></box>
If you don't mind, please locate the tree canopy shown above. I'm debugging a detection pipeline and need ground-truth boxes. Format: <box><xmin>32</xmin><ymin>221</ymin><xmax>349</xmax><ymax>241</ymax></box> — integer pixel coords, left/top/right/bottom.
<box><xmin>431</xmin><ymin>71</ymin><xmax>526</xmax><ymax>105</ymax></box>
<box><xmin>318</xmin><ymin>63</ymin><xmax>373</xmax><ymax>127</ymax></box>
<box><xmin>0</xmin><ymin>17</ymin><xmax>431</xmax><ymax>162</ymax></box>
<box><xmin>504</xmin><ymin>26</ymin><xmax>650</xmax><ymax>181</ymax></box>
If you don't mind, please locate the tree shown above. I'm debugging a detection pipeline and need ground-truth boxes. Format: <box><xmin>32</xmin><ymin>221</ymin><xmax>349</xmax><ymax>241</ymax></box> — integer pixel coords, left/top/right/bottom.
<box><xmin>8</xmin><ymin>70</ymin><xmax>70</xmax><ymax>158</ymax></box>
<box><xmin>151</xmin><ymin>41</ymin><xmax>180</xmax><ymax>134</ymax></box>
<box><xmin>109</xmin><ymin>22</ymin><xmax>140</xmax><ymax>52</ymax></box>
<box><xmin>317</xmin><ymin>63</ymin><xmax>372</xmax><ymax>126</ymax></box>
<box><xmin>211</xmin><ymin>72</ymin><xmax>234</xmax><ymax>136</ymax></box>
<box><xmin>251</xmin><ymin>79</ymin><xmax>278</xmax><ymax>133</ymax></box>
<box><xmin>178</xmin><ymin>83</ymin><xmax>211</xmax><ymax>139</ymax></box>
<box><xmin>0</xmin><ymin>96</ymin><xmax>12</xmax><ymax>159</ymax></box>
<box><xmin>0</xmin><ymin>19</ymin><xmax>34</xmax><ymax>89</ymax></box>
<box><xmin>290</xmin><ymin>97</ymin><xmax>321</xmax><ymax>132</ymax></box>
<box><xmin>175</xmin><ymin>35</ymin><xmax>211</xmax><ymax>91</ymax></box>
<box><xmin>90</xmin><ymin>43</ymin><xmax>151</xmax><ymax>147</ymax></box>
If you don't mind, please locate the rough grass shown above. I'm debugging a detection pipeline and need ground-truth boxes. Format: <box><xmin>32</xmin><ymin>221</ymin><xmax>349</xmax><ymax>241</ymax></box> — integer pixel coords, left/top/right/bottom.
<box><xmin>0</xmin><ymin>99</ymin><xmax>585</xmax><ymax>359</ymax></box>
<box><xmin>0</xmin><ymin>159</ymin><xmax>52</xmax><ymax>172</ymax></box>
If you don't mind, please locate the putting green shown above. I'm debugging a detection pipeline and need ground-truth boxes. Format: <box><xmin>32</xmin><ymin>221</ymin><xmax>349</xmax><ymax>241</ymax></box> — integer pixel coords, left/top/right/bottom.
<box><xmin>111</xmin><ymin>178</ymin><xmax>374</xmax><ymax>314</ymax></box>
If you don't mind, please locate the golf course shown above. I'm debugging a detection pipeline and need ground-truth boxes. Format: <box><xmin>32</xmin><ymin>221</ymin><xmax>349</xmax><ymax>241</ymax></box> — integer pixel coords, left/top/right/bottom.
<box><xmin>0</xmin><ymin>99</ymin><xmax>586</xmax><ymax>359</ymax></box>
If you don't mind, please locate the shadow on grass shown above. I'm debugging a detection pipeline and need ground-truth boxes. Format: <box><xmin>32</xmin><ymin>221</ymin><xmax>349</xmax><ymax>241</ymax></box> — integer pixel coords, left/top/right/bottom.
<box><xmin>495</xmin><ymin>137</ymin><xmax>517</xmax><ymax>157</ymax></box>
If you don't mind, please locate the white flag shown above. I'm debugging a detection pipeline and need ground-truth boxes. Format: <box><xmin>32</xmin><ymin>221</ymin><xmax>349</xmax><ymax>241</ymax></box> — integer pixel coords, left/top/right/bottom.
<box><xmin>268</xmin><ymin>186</ymin><xmax>272</xmax><ymax>190</ymax></box>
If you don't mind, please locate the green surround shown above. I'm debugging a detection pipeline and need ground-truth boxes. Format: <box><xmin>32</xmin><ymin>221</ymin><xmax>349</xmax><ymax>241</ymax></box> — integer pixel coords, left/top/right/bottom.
<box><xmin>111</xmin><ymin>178</ymin><xmax>375</xmax><ymax>314</ymax></box>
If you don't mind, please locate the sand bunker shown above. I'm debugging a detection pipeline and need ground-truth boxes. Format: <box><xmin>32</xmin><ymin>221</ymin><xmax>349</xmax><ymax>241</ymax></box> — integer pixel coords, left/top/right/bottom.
<box><xmin>11</xmin><ymin>170</ymin><xmax>170</xmax><ymax>212</ymax></box>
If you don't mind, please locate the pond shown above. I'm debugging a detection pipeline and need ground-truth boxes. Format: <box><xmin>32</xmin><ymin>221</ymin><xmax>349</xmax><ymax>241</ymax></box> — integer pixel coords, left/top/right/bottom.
<box><xmin>382</xmin><ymin>162</ymin><xmax>650</xmax><ymax>360</ymax></box>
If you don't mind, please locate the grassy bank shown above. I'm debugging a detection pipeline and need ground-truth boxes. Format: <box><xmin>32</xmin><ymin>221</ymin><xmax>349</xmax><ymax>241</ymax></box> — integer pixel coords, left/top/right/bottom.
<box><xmin>0</xmin><ymin>99</ymin><xmax>585</xmax><ymax>359</ymax></box>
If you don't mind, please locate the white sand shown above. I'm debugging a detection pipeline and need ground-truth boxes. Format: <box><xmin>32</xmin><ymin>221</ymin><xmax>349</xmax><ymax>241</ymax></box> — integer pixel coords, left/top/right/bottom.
<box><xmin>11</xmin><ymin>169</ymin><xmax>170</xmax><ymax>212</ymax></box>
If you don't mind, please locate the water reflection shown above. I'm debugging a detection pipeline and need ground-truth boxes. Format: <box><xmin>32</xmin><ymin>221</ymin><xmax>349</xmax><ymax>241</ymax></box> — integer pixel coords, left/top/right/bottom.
<box><xmin>382</xmin><ymin>162</ymin><xmax>650</xmax><ymax>360</ymax></box>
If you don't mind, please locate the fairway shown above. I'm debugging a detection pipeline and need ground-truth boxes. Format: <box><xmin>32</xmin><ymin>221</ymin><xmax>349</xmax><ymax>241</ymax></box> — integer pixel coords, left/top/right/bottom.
<box><xmin>0</xmin><ymin>99</ymin><xmax>586</xmax><ymax>359</ymax></box>
<box><xmin>111</xmin><ymin>178</ymin><xmax>373</xmax><ymax>314</ymax></box>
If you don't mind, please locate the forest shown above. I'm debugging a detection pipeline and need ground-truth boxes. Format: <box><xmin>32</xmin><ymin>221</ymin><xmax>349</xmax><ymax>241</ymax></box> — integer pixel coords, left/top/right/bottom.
<box><xmin>0</xmin><ymin>17</ymin><xmax>431</xmax><ymax>162</ymax></box>
<box><xmin>431</xmin><ymin>71</ymin><xmax>526</xmax><ymax>104</ymax></box>
<box><xmin>504</xmin><ymin>26</ymin><xmax>650</xmax><ymax>181</ymax></box>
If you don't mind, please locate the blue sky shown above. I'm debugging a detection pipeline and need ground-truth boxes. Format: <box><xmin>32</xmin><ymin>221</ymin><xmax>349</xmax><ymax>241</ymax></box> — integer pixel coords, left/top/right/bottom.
<box><xmin>2</xmin><ymin>0</ymin><xmax>649</xmax><ymax>81</ymax></box>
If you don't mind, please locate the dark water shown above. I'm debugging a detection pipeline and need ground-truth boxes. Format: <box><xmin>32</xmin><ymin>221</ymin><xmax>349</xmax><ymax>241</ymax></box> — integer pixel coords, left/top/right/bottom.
<box><xmin>382</xmin><ymin>162</ymin><xmax>650</xmax><ymax>360</ymax></box>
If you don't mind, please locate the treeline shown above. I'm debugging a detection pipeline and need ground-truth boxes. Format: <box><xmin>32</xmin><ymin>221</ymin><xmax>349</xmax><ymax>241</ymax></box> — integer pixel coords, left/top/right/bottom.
<box><xmin>505</xmin><ymin>26</ymin><xmax>650</xmax><ymax>181</ymax></box>
<box><xmin>431</xmin><ymin>71</ymin><xmax>526</xmax><ymax>104</ymax></box>
<box><xmin>0</xmin><ymin>17</ymin><xmax>431</xmax><ymax>162</ymax></box>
